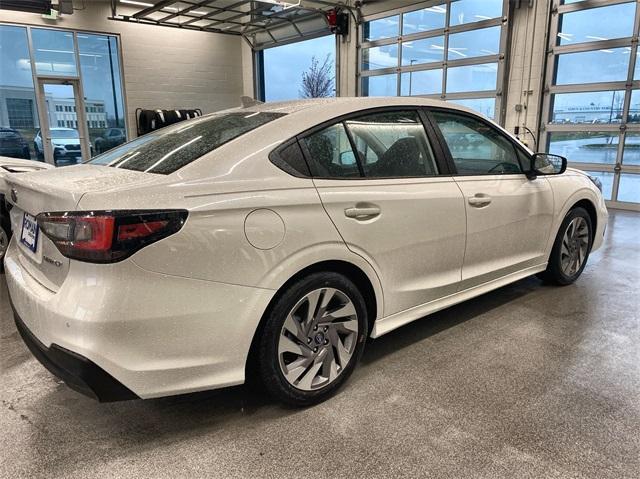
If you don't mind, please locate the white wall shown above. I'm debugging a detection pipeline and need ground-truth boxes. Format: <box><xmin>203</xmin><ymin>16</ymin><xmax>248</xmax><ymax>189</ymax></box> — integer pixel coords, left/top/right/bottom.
<box><xmin>1</xmin><ymin>0</ymin><xmax>244</xmax><ymax>138</ymax></box>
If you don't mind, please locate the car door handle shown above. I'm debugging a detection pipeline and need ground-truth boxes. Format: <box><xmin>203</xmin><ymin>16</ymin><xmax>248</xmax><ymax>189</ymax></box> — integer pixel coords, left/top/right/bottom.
<box><xmin>344</xmin><ymin>206</ymin><xmax>381</xmax><ymax>219</ymax></box>
<box><xmin>468</xmin><ymin>194</ymin><xmax>492</xmax><ymax>208</ymax></box>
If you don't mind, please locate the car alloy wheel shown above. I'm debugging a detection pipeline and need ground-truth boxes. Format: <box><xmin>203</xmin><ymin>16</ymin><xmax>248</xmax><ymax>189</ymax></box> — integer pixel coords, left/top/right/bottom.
<box><xmin>0</xmin><ymin>226</ymin><xmax>8</xmax><ymax>261</ymax></box>
<box><xmin>278</xmin><ymin>288</ymin><xmax>359</xmax><ymax>391</ymax></box>
<box><xmin>560</xmin><ymin>216</ymin><xmax>590</xmax><ymax>277</ymax></box>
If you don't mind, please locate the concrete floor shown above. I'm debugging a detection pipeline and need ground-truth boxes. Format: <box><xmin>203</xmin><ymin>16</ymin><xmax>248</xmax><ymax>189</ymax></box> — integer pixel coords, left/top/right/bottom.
<box><xmin>0</xmin><ymin>210</ymin><xmax>638</xmax><ymax>478</ymax></box>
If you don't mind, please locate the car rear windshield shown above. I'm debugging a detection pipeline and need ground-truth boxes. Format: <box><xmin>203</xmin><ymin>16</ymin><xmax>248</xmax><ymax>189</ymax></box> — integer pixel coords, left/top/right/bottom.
<box><xmin>88</xmin><ymin>111</ymin><xmax>286</xmax><ymax>174</ymax></box>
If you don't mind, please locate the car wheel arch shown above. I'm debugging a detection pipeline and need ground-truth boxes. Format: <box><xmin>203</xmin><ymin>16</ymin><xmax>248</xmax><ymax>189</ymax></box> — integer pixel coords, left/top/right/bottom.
<box><xmin>570</xmin><ymin>199</ymin><xmax>597</xmax><ymax>238</ymax></box>
<box><xmin>244</xmin><ymin>259</ymin><xmax>381</xmax><ymax>383</ymax></box>
<box><xmin>545</xmin><ymin>184</ymin><xmax>601</xmax><ymax>254</ymax></box>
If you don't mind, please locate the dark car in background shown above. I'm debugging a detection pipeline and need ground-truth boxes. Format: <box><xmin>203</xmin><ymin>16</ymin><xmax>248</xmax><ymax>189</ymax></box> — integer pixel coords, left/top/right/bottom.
<box><xmin>94</xmin><ymin>128</ymin><xmax>126</xmax><ymax>153</ymax></box>
<box><xmin>0</xmin><ymin>128</ymin><xmax>30</xmax><ymax>160</ymax></box>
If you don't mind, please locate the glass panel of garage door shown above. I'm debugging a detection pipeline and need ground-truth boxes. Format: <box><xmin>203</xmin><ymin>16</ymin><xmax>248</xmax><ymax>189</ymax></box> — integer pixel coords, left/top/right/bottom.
<box><xmin>447</xmin><ymin>98</ymin><xmax>496</xmax><ymax>119</ymax></box>
<box><xmin>77</xmin><ymin>34</ymin><xmax>126</xmax><ymax>157</ymax></box>
<box><xmin>0</xmin><ymin>25</ymin><xmax>39</xmax><ymax>161</ymax></box>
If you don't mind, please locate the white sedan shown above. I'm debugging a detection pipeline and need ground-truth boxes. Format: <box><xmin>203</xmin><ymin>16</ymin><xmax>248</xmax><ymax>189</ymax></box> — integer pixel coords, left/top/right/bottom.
<box><xmin>0</xmin><ymin>157</ymin><xmax>53</xmax><ymax>266</ymax></box>
<box><xmin>3</xmin><ymin>98</ymin><xmax>607</xmax><ymax>406</ymax></box>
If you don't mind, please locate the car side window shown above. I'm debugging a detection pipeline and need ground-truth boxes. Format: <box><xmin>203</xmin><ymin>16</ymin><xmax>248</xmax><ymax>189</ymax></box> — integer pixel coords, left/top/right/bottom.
<box><xmin>302</xmin><ymin>123</ymin><xmax>361</xmax><ymax>178</ymax></box>
<box><xmin>269</xmin><ymin>139</ymin><xmax>311</xmax><ymax>177</ymax></box>
<box><xmin>431</xmin><ymin>111</ymin><xmax>522</xmax><ymax>175</ymax></box>
<box><xmin>345</xmin><ymin>111</ymin><xmax>438</xmax><ymax>178</ymax></box>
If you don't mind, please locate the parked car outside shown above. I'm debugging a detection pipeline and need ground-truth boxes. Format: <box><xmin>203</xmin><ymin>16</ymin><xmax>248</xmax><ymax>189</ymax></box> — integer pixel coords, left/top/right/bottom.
<box><xmin>34</xmin><ymin>128</ymin><xmax>83</xmax><ymax>165</ymax></box>
<box><xmin>0</xmin><ymin>128</ymin><xmax>31</xmax><ymax>160</ymax></box>
<box><xmin>4</xmin><ymin>98</ymin><xmax>607</xmax><ymax>406</ymax></box>
<box><xmin>94</xmin><ymin>128</ymin><xmax>126</xmax><ymax>154</ymax></box>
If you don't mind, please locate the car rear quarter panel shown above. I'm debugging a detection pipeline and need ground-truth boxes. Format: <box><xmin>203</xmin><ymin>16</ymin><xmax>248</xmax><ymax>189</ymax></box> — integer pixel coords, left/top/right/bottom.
<box><xmin>77</xmin><ymin>145</ymin><xmax>385</xmax><ymax>321</ymax></box>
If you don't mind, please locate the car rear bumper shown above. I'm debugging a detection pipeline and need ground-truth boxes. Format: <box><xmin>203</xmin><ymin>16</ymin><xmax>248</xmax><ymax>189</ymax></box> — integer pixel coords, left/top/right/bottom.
<box><xmin>4</xmin><ymin>239</ymin><xmax>275</xmax><ymax>400</ymax></box>
<box><xmin>12</xmin><ymin>304</ymin><xmax>138</xmax><ymax>402</ymax></box>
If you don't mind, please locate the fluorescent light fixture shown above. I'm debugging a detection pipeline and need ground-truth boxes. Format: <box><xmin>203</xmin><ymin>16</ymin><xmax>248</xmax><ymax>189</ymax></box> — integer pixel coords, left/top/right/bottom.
<box><xmin>257</xmin><ymin>0</ymin><xmax>301</xmax><ymax>9</ymax></box>
<box><xmin>586</xmin><ymin>35</ymin><xmax>609</xmax><ymax>41</ymax></box>
<box><xmin>37</xmin><ymin>48</ymin><xmax>74</xmax><ymax>54</ymax></box>
<box><xmin>120</xmin><ymin>0</ymin><xmax>154</xmax><ymax>6</ymax></box>
<box><xmin>427</xmin><ymin>6</ymin><xmax>446</xmax><ymax>14</ymax></box>
<box><xmin>447</xmin><ymin>48</ymin><xmax>467</xmax><ymax>58</ymax></box>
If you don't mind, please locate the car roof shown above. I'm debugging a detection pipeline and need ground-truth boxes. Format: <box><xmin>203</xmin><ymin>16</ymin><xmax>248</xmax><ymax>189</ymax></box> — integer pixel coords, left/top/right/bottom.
<box><xmin>238</xmin><ymin>96</ymin><xmax>479</xmax><ymax>116</ymax></box>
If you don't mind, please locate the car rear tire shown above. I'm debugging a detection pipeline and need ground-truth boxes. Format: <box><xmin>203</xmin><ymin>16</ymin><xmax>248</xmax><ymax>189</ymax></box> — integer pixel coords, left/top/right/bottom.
<box><xmin>537</xmin><ymin>207</ymin><xmax>593</xmax><ymax>285</ymax></box>
<box><xmin>257</xmin><ymin>272</ymin><xmax>368</xmax><ymax>407</ymax></box>
<box><xmin>0</xmin><ymin>223</ymin><xmax>9</xmax><ymax>272</ymax></box>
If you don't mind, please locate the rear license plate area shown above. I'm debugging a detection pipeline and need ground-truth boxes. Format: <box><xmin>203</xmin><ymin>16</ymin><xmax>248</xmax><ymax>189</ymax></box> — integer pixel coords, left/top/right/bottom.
<box><xmin>20</xmin><ymin>213</ymin><xmax>39</xmax><ymax>253</ymax></box>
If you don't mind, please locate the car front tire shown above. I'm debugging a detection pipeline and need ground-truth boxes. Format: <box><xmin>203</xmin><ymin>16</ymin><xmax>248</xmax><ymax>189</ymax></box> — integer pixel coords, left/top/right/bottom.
<box><xmin>538</xmin><ymin>207</ymin><xmax>593</xmax><ymax>285</ymax></box>
<box><xmin>257</xmin><ymin>272</ymin><xmax>368</xmax><ymax>407</ymax></box>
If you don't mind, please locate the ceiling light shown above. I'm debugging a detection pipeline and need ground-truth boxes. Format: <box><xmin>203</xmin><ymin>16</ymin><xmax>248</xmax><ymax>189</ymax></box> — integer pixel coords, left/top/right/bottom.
<box><xmin>257</xmin><ymin>0</ymin><xmax>301</xmax><ymax>9</ymax></box>
<box><xmin>120</xmin><ymin>0</ymin><xmax>154</xmax><ymax>7</ymax></box>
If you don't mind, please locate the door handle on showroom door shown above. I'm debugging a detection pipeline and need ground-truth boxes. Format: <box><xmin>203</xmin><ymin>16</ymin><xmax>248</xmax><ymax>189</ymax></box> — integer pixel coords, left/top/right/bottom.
<box><xmin>468</xmin><ymin>194</ymin><xmax>492</xmax><ymax>208</ymax></box>
<box><xmin>344</xmin><ymin>205</ymin><xmax>381</xmax><ymax>220</ymax></box>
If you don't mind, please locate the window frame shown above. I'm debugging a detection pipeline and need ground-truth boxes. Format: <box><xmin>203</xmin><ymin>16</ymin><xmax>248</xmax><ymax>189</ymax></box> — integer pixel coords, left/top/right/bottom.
<box><xmin>424</xmin><ymin>106</ymin><xmax>532</xmax><ymax>176</ymax></box>
<box><xmin>293</xmin><ymin>106</ymin><xmax>454</xmax><ymax>180</ymax></box>
<box><xmin>358</xmin><ymin>0</ymin><xmax>510</xmax><ymax>125</ymax></box>
<box><xmin>539</xmin><ymin>0</ymin><xmax>640</xmax><ymax>211</ymax></box>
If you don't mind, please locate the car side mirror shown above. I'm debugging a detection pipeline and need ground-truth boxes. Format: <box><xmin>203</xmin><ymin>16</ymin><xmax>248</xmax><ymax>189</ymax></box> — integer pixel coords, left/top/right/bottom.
<box><xmin>527</xmin><ymin>153</ymin><xmax>567</xmax><ymax>179</ymax></box>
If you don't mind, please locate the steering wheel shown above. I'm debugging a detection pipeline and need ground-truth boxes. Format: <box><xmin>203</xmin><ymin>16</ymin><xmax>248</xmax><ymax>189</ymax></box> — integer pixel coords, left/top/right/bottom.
<box><xmin>488</xmin><ymin>162</ymin><xmax>520</xmax><ymax>174</ymax></box>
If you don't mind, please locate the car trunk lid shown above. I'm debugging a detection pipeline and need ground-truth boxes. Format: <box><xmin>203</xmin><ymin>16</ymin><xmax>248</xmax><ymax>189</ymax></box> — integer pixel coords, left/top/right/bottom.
<box><xmin>5</xmin><ymin>165</ymin><xmax>160</xmax><ymax>291</ymax></box>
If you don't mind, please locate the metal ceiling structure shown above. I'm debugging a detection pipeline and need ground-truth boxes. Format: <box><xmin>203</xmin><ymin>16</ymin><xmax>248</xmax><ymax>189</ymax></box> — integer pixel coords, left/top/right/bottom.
<box><xmin>109</xmin><ymin>0</ymin><xmax>354</xmax><ymax>49</ymax></box>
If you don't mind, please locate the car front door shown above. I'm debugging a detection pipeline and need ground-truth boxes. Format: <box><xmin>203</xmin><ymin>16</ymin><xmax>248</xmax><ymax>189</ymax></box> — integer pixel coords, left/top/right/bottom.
<box><xmin>301</xmin><ymin>109</ymin><xmax>466</xmax><ymax>317</ymax></box>
<box><xmin>428</xmin><ymin>109</ymin><xmax>555</xmax><ymax>289</ymax></box>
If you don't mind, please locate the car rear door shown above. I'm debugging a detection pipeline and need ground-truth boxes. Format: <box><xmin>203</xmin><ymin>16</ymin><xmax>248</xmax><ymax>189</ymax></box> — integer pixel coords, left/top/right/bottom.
<box><xmin>427</xmin><ymin>108</ymin><xmax>554</xmax><ymax>289</ymax></box>
<box><xmin>301</xmin><ymin>109</ymin><xmax>466</xmax><ymax>317</ymax></box>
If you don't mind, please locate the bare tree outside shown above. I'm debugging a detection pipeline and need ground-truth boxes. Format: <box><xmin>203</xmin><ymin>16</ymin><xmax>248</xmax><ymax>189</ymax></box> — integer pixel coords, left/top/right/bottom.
<box><xmin>299</xmin><ymin>54</ymin><xmax>335</xmax><ymax>99</ymax></box>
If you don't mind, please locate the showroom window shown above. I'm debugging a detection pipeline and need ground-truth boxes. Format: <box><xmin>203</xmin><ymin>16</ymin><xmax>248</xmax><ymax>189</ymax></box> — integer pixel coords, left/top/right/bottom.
<box><xmin>0</xmin><ymin>25</ymin><xmax>39</xmax><ymax>160</ymax></box>
<box><xmin>258</xmin><ymin>35</ymin><xmax>336</xmax><ymax>102</ymax></box>
<box><xmin>540</xmin><ymin>0</ymin><xmax>640</xmax><ymax>209</ymax></box>
<box><xmin>359</xmin><ymin>0</ymin><xmax>508</xmax><ymax>122</ymax></box>
<box><xmin>0</xmin><ymin>23</ymin><xmax>127</xmax><ymax>165</ymax></box>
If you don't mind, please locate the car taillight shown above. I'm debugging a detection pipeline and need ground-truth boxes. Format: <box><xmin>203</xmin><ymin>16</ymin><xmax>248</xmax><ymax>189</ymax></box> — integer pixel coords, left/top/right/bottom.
<box><xmin>37</xmin><ymin>210</ymin><xmax>188</xmax><ymax>263</ymax></box>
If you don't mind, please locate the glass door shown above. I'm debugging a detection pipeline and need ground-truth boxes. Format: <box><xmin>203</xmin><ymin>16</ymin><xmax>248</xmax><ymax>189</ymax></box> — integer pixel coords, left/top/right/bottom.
<box><xmin>36</xmin><ymin>79</ymin><xmax>91</xmax><ymax>165</ymax></box>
